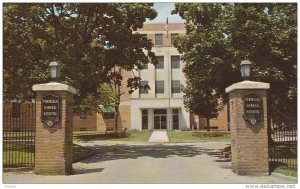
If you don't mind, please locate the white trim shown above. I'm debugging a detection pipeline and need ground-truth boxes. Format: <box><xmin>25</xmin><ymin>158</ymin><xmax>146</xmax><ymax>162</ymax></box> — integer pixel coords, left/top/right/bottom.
<box><xmin>32</xmin><ymin>82</ymin><xmax>77</xmax><ymax>94</ymax></box>
<box><xmin>225</xmin><ymin>80</ymin><xmax>270</xmax><ymax>93</ymax></box>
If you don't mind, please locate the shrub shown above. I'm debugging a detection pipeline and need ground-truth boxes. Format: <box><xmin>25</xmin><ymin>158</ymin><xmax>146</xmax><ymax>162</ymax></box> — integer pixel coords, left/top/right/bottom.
<box><xmin>192</xmin><ymin>131</ymin><xmax>229</xmax><ymax>138</ymax></box>
<box><xmin>181</xmin><ymin>128</ymin><xmax>192</xmax><ymax>131</ymax></box>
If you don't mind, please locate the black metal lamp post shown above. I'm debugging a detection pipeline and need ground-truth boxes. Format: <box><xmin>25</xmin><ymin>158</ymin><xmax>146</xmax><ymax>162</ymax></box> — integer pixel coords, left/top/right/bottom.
<box><xmin>240</xmin><ymin>60</ymin><xmax>251</xmax><ymax>80</ymax></box>
<box><xmin>49</xmin><ymin>61</ymin><xmax>60</xmax><ymax>82</ymax></box>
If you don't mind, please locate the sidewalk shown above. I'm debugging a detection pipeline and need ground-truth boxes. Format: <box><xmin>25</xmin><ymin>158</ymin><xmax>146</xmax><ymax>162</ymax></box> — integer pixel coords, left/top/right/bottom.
<box><xmin>148</xmin><ymin>130</ymin><xmax>169</xmax><ymax>143</ymax></box>
<box><xmin>3</xmin><ymin>142</ymin><xmax>297</xmax><ymax>184</ymax></box>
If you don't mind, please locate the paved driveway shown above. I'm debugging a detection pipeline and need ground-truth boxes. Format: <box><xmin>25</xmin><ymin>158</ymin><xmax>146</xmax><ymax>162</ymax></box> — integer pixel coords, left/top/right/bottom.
<box><xmin>3</xmin><ymin>141</ymin><xmax>297</xmax><ymax>184</ymax></box>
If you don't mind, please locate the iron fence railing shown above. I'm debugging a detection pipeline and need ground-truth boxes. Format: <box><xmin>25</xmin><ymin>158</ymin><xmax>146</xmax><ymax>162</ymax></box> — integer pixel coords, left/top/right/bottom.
<box><xmin>269</xmin><ymin>116</ymin><xmax>297</xmax><ymax>171</ymax></box>
<box><xmin>3</xmin><ymin>102</ymin><xmax>36</xmax><ymax>167</ymax></box>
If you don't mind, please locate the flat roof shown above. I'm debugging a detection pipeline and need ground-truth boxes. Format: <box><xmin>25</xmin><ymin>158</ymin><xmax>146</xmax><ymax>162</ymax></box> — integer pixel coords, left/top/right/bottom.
<box><xmin>137</xmin><ymin>23</ymin><xmax>185</xmax><ymax>32</ymax></box>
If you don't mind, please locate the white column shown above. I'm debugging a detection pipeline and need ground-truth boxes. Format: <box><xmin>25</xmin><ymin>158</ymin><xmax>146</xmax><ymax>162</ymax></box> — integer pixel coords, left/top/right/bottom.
<box><xmin>167</xmin><ymin>108</ymin><xmax>172</xmax><ymax>130</ymax></box>
<box><xmin>148</xmin><ymin>109</ymin><xmax>154</xmax><ymax>130</ymax></box>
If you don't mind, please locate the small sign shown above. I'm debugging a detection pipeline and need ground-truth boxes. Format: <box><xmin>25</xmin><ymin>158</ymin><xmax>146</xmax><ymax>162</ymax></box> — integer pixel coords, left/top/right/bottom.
<box><xmin>243</xmin><ymin>93</ymin><xmax>263</xmax><ymax>126</ymax></box>
<box><xmin>42</xmin><ymin>94</ymin><xmax>60</xmax><ymax>127</ymax></box>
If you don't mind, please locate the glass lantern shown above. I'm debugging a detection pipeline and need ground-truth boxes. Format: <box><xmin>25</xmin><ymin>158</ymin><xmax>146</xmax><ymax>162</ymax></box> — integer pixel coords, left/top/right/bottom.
<box><xmin>49</xmin><ymin>61</ymin><xmax>60</xmax><ymax>81</ymax></box>
<box><xmin>240</xmin><ymin>60</ymin><xmax>251</xmax><ymax>80</ymax></box>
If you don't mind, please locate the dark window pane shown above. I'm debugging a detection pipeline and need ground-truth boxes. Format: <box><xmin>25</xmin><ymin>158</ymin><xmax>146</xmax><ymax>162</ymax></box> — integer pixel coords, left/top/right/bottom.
<box><xmin>140</xmin><ymin>80</ymin><xmax>148</xmax><ymax>94</ymax></box>
<box><xmin>155</xmin><ymin>34</ymin><xmax>163</xmax><ymax>45</ymax></box>
<box><xmin>155</xmin><ymin>80</ymin><xmax>164</xmax><ymax>93</ymax></box>
<box><xmin>12</xmin><ymin>102</ymin><xmax>21</xmax><ymax>118</ymax></box>
<box><xmin>142</xmin><ymin>109</ymin><xmax>148</xmax><ymax>129</ymax></box>
<box><xmin>80</xmin><ymin>115</ymin><xmax>87</xmax><ymax>120</ymax></box>
<box><xmin>154</xmin><ymin>109</ymin><xmax>167</xmax><ymax>114</ymax></box>
<box><xmin>171</xmin><ymin>33</ymin><xmax>179</xmax><ymax>44</ymax></box>
<box><xmin>172</xmin><ymin>80</ymin><xmax>181</xmax><ymax>93</ymax></box>
<box><xmin>155</xmin><ymin>56</ymin><xmax>164</xmax><ymax>69</ymax></box>
<box><xmin>171</xmin><ymin>56</ymin><xmax>180</xmax><ymax>69</ymax></box>
<box><xmin>103</xmin><ymin>112</ymin><xmax>115</xmax><ymax>119</ymax></box>
<box><xmin>173</xmin><ymin>109</ymin><xmax>179</xmax><ymax>114</ymax></box>
<box><xmin>173</xmin><ymin>114</ymin><xmax>179</xmax><ymax>129</ymax></box>
<box><xmin>142</xmin><ymin>109</ymin><xmax>148</xmax><ymax>115</ymax></box>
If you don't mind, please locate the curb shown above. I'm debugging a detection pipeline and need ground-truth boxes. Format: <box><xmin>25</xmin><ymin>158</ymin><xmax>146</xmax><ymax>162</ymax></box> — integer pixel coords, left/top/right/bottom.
<box><xmin>271</xmin><ymin>172</ymin><xmax>298</xmax><ymax>182</ymax></box>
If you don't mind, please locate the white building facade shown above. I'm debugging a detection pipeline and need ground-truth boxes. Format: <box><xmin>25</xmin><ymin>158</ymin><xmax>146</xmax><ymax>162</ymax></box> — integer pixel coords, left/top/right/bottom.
<box><xmin>130</xmin><ymin>23</ymin><xmax>190</xmax><ymax>130</ymax></box>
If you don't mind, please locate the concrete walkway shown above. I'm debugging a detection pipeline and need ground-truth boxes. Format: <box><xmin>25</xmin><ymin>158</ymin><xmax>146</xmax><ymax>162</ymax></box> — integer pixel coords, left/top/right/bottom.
<box><xmin>3</xmin><ymin>141</ymin><xmax>297</xmax><ymax>184</ymax></box>
<box><xmin>148</xmin><ymin>130</ymin><xmax>169</xmax><ymax>143</ymax></box>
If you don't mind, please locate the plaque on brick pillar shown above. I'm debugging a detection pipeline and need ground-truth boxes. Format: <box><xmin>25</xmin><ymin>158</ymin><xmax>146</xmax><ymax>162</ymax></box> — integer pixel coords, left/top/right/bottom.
<box><xmin>32</xmin><ymin>82</ymin><xmax>76</xmax><ymax>175</ymax></box>
<box><xmin>226</xmin><ymin>80</ymin><xmax>270</xmax><ymax>175</ymax></box>
<box><xmin>42</xmin><ymin>94</ymin><xmax>61</xmax><ymax>127</ymax></box>
<box><xmin>243</xmin><ymin>93</ymin><xmax>263</xmax><ymax>126</ymax></box>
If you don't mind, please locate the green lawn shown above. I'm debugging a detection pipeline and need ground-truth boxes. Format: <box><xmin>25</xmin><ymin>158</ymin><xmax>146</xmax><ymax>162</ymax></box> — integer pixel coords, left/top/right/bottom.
<box><xmin>109</xmin><ymin>131</ymin><xmax>152</xmax><ymax>142</ymax></box>
<box><xmin>274</xmin><ymin>167</ymin><xmax>297</xmax><ymax>177</ymax></box>
<box><xmin>74</xmin><ymin>131</ymin><xmax>152</xmax><ymax>142</ymax></box>
<box><xmin>73</xmin><ymin>131</ymin><xmax>105</xmax><ymax>136</ymax></box>
<box><xmin>269</xmin><ymin>145</ymin><xmax>297</xmax><ymax>177</ymax></box>
<box><xmin>168</xmin><ymin>131</ymin><xmax>231</xmax><ymax>143</ymax></box>
<box><xmin>4</xmin><ymin>132</ymin><xmax>35</xmax><ymax>138</ymax></box>
<box><xmin>3</xmin><ymin>141</ymin><xmax>92</xmax><ymax>167</ymax></box>
<box><xmin>74</xmin><ymin>130</ymin><xmax>230</xmax><ymax>143</ymax></box>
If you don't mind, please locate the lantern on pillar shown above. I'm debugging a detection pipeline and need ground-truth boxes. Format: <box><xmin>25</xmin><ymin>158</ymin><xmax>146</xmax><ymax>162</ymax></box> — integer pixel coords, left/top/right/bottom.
<box><xmin>49</xmin><ymin>61</ymin><xmax>60</xmax><ymax>81</ymax></box>
<box><xmin>240</xmin><ymin>60</ymin><xmax>252</xmax><ymax>80</ymax></box>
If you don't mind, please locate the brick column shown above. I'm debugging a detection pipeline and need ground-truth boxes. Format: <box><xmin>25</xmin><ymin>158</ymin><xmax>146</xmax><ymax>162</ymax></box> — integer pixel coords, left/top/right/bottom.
<box><xmin>226</xmin><ymin>81</ymin><xmax>270</xmax><ymax>175</ymax></box>
<box><xmin>32</xmin><ymin>82</ymin><xmax>76</xmax><ymax>175</ymax></box>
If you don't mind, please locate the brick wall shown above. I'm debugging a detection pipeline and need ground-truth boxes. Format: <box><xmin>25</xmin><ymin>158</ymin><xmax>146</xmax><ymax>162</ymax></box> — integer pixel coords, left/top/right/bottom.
<box><xmin>35</xmin><ymin>91</ymin><xmax>73</xmax><ymax>175</ymax></box>
<box><xmin>3</xmin><ymin>102</ymin><xmax>36</xmax><ymax>132</ymax></box>
<box><xmin>229</xmin><ymin>89</ymin><xmax>269</xmax><ymax>175</ymax></box>
<box><xmin>96</xmin><ymin>104</ymin><xmax>131</xmax><ymax>132</ymax></box>
<box><xmin>73</xmin><ymin>111</ymin><xmax>97</xmax><ymax>131</ymax></box>
<box><xmin>190</xmin><ymin>104</ymin><xmax>229</xmax><ymax>131</ymax></box>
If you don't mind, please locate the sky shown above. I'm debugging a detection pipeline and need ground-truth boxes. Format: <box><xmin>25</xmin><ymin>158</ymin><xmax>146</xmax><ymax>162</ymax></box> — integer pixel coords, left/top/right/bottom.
<box><xmin>146</xmin><ymin>3</ymin><xmax>185</xmax><ymax>23</ymax></box>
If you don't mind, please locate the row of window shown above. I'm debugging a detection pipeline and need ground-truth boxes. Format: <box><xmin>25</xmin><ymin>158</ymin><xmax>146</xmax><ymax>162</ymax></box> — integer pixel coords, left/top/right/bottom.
<box><xmin>142</xmin><ymin>55</ymin><xmax>180</xmax><ymax>69</ymax></box>
<box><xmin>140</xmin><ymin>80</ymin><xmax>180</xmax><ymax>94</ymax></box>
<box><xmin>155</xmin><ymin>33</ymin><xmax>179</xmax><ymax>46</ymax></box>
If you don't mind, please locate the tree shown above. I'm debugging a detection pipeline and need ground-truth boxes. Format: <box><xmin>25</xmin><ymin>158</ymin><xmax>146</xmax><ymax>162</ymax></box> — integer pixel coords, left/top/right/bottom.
<box><xmin>3</xmin><ymin>3</ymin><xmax>157</xmax><ymax>117</ymax></box>
<box><xmin>172</xmin><ymin>3</ymin><xmax>297</xmax><ymax>126</ymax></box>
<box><xmin>172</xmin><ymin>4</ymin><xmax>238</xmax><ymax>130</ymax></box>
<box><xmin>182</xmin><ymin>80</ymin><xmax>221</xmax><ymax>131</ymax></box>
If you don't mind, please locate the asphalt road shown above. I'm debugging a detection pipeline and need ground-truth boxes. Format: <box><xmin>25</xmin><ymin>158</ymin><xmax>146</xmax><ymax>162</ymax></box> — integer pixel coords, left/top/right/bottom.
<box><xmin>3</xmin><ymin>141</ymin><xmax>297</xmax><ymax>184</ymax></box>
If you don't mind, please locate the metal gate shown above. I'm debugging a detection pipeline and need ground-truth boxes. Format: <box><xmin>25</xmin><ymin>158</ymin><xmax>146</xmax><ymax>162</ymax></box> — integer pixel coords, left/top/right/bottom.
<box><xmin>269</xmin><ymin>109</ymin><xmax>297</xmax><ymax>171</ymax></box>
<box><xmin>3</xmin><ymin>102</ymin><xmax>36</xmax><ymax>168</ymax></box>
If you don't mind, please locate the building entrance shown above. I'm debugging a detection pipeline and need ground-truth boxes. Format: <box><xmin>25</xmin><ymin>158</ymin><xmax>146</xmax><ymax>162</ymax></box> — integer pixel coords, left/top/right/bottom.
<box><xmin>154</xmin><ymin>109</ymin><xmax>167</xmax><ymax>129</ymax></box>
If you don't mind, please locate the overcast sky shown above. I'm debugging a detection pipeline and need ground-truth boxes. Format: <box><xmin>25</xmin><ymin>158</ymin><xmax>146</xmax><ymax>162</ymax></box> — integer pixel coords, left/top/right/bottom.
<box><xmin>146</xmin><ymin>2</ymin><xmax>185</xmax><ymax>23</ymax></box>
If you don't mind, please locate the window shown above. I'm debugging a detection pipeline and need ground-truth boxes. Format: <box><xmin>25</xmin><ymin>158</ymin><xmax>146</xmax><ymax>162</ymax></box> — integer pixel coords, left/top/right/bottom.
<box><xmin>155</xmin><ymin>56</ymin><xmax>164</xmax><ymax>69</ymax></box>
<box><xmin>154</xmin><ymin>109</ymin><xmax>167</xmax><ymax>114</ymax></box>
<box><xmin>12</xmin><ymin>102</ymin><xmax>21</xmax><ymax>118</ymax></box>
<box><xmin>142</xmin><ymin>109</ymin><xmax>148</xmax><ymax>130</ymax></box>
<box><xmin>80</xmin><ymin>115</ymin><xmax>87</xmax><ymax>120</ymax></box>
<box><xmin>171</xmin><ymin>56</ymin><xmax>180</xmax><ymax>69</ymax></box>
<box><xmin>139</xmin><ymin>80</ymin><xmax>149</xmax><ymax>94</ymax></box>
<box><xmin>171</xmin><ymin>33</ymin><xmax>179</xmax><ymax>44</ymax></box>
<box><xmin>155</xmin><ymin>80</ymin><xmax>164</xmax><ymax>93</ymax></box>
<box><xmin>155</xmin><ymin>34</ymin><xmax>163</xmax><ymax>45</ymax></box>
<box><xmin>172</xmin><ymin>80</ymin><xmax>181</xmax><ymax>93</ymax></box>
<box><xmin>103</xmin><ymin>112</ymin><xmax>115</xmax><ymax>119</ymax></box>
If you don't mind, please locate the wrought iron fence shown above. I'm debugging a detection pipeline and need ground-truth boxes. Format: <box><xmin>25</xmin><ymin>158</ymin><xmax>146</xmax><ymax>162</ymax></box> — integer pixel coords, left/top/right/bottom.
<box><xmin>3</xmin><ymin>102</ymin><xmax>36</xmax><ymax>167</ymax></box>
<box><xmin>269</xmin><ymin>108</ymin><xmax>297</xmax><ymax>171</ymax></box>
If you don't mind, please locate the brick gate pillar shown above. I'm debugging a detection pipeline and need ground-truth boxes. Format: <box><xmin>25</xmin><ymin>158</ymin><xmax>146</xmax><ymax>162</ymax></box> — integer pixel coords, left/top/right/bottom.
<box><xmin>226</xmin><ymin>80</ymin><xmax>270</xmax><ymax>175</ymax></box>
<box><xmin>32</xmin><ymin>82</ymin><xmax>76</xmax><ymax>175</ymax></box>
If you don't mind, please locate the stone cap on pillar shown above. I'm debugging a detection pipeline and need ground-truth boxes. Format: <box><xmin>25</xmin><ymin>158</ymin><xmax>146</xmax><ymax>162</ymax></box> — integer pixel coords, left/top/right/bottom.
<box><xmin>225</xmin><ymin>80</ymin><xmax>270</xmax><ymax>93</ymax></box>
<box><xmin>32</xmin><ymin>82</ymin><xmax>77</xmax><ymax>94</ymax></box>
